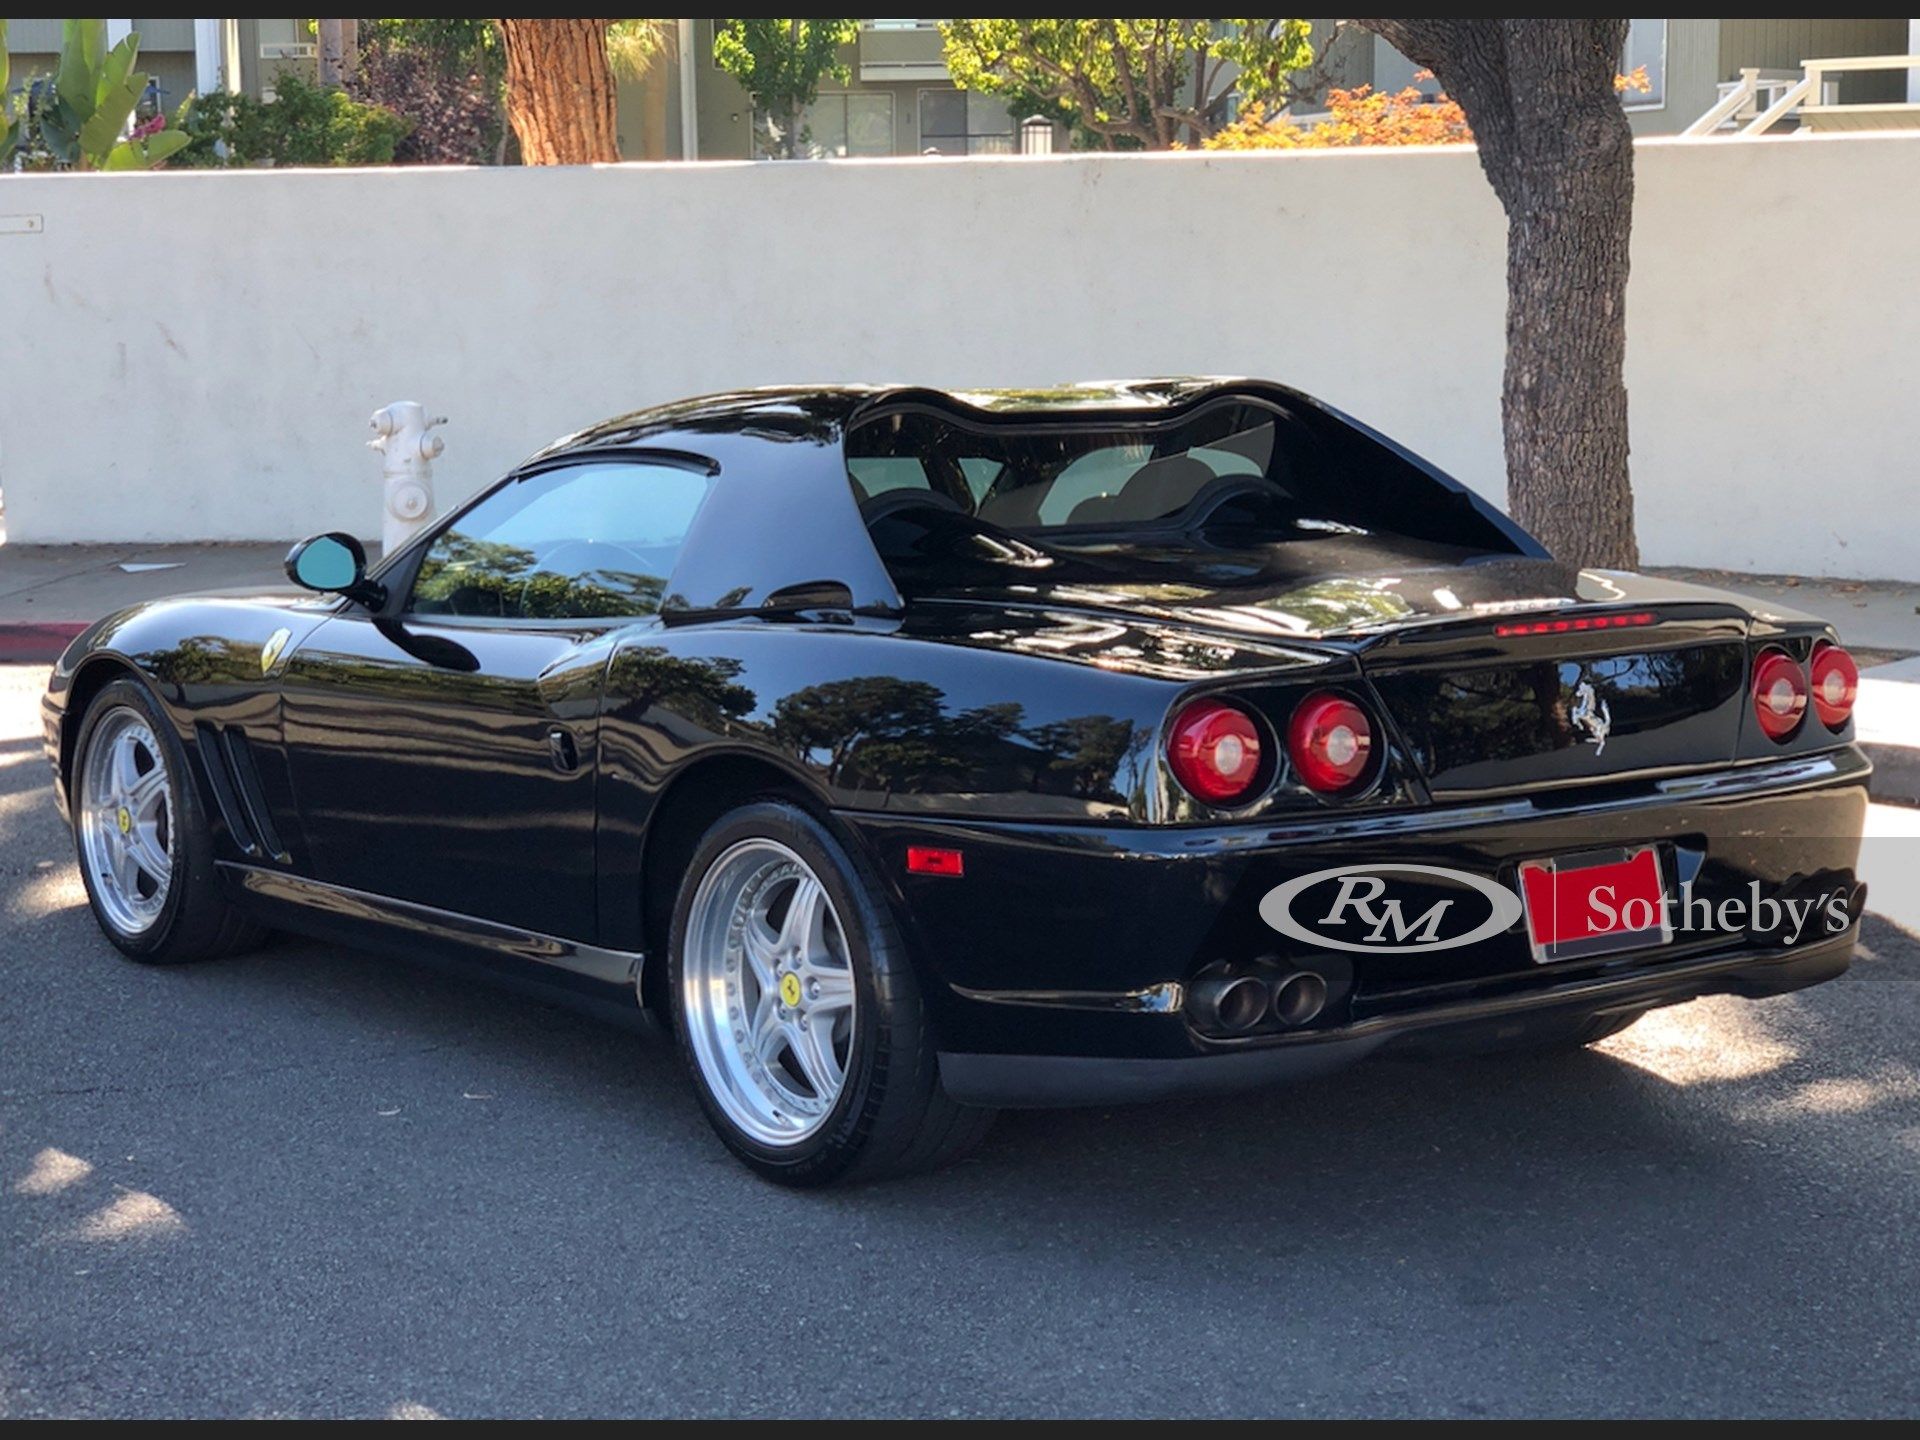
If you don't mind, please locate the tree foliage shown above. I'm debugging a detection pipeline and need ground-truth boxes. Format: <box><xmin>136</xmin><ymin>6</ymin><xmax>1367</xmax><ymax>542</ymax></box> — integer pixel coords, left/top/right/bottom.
<box><xmin>176</xmin><ymin>73</ymin><xmax>410</xmax><ymax>167</ymax></box>
<box><xmin>351</xmin><ymin>21</ymin><xmax>503</xmax><ymax>165</ymax></box>
<box><xmin>1206</xmin><ymin>63</ymin><xmax>1646</xmax><ymax>151</ymax></box>
<box><xmin>940</xmin><ymin>19</ymin><xmax>1314</xmax><ymax>150</ymax></box>
<box><xmin>1207</xmin><ymin>82</ymin><xmax>1472</xmax><ymax>150</ymax></box>
<box><xmin>712</xmin><ymin>18</ymin><xmax>860</xmax><ymax>159</ymax></box>
<box><xmin>606</xmin><ymin>19</ymin><xmax>673</xmax><ymax>82</ymax></box>
<box><xmin>363</xmin><ymin>18</ymin><xmax>504</xmax><ymax>82</ymax></box>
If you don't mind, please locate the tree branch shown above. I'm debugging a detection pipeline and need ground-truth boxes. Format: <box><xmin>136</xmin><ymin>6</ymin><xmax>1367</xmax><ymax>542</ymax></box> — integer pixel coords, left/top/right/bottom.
<box><xmin>1355</xmin><ymin>18</ymin><xmax>1522</xmax><ymax>208</ymax></box>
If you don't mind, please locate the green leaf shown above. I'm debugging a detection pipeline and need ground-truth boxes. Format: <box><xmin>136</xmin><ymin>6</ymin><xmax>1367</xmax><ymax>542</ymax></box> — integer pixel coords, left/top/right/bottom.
<box><xmin>2</xmin><ymin>20</ymin><xmax>13</xmax><ymax>104</ymax></box>
<box><xmin>80</xmin><ymin>74</ymin><xmax>143</xmax><ymax>162</ymax></box>
<box><xmin>38</xmin><ymin>102</ymin><xmax>82</xmax><ymax>163</ymax></box>
<box><xmin>99</xmin><ymin>34</ymin><xmax>140</xmax><ymax>107</ymax></box>
<box><xmin>100</xmin><ymin>139</ymin><xmax>146</xmax><ymax>170</ymax></box>
<box><xmin>57</xmin><ymin>19</ymin><xmax>104</xmax><ymax>120</ymax></box>
<box><xmin>139</xmin><ymin>129</ymin><xmax>190</xmax><ymax>166</ymax></box>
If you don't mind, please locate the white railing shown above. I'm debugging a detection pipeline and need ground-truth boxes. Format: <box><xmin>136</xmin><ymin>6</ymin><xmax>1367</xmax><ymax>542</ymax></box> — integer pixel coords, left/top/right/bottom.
<box><xmin>1689</xmin><ymin>54</ymin><xmax>1920</xmax><ymax>137</ymax></box>
<box><xmin>1682</xmin><ymin>69</ymin><xmax>1804</xmax><ymax>136</ymax></box>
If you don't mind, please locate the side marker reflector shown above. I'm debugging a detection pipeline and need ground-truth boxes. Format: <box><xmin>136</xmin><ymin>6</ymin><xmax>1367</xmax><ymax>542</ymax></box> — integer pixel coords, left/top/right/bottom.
<box><xmin>907</xmin><ymin>846</ymin><xmax>965</xmax><ymax>878</ymax></box>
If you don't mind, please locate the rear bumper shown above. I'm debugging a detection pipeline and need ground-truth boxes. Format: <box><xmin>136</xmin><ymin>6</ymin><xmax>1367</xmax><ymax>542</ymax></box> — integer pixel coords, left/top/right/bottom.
<box><xmin>839</xmin><ymin>748</ymin><xmax>1870</xmax><ymax>1107</ymax></box>
<box><xmin>936</xmin><ymin>931</ymin><xmax>1852</xmax><ymax>1108</ymax></box>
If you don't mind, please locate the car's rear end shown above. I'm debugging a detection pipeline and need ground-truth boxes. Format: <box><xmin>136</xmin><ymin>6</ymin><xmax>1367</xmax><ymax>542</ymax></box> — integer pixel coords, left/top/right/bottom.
<box><xmin>834</xmin><ymin>383</ymin><xmax>1870</xmax><ymax>1105</ymax></box>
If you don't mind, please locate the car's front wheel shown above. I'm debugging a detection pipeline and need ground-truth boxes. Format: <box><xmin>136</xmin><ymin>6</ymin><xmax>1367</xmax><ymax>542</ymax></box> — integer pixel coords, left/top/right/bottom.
<box><xmin>669</xmin><ymin>800</ymin><xmax>994</xmax><ymax>1187</ymax></box>
<box><xmin>71</xmin><ymin>677</ymin><xmax>266</xmax><ymax>963</ymax></box>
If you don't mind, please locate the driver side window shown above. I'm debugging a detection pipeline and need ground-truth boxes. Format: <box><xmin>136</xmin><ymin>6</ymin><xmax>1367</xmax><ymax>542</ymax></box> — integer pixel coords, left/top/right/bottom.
<box><xmin>410</xmin><ymin>459</ymin><xmax>713</xmax><ymax>620</ymax></box>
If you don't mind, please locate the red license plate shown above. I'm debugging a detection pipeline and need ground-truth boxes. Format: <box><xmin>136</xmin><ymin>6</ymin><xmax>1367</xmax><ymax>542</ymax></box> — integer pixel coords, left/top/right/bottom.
<box><xmin>1517</xmin><ymin>847</ymin><xmax>1672</xmax><ymax>964</ymax></box>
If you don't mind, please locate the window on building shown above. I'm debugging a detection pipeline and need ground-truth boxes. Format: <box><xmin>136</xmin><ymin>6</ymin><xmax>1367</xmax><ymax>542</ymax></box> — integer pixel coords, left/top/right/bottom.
<box><xmin>758</xmin><ymin>91</ymin><xmax>895</xmax><ymax>158</ymax></box>
<box><xmin>918</xmin><ymin>90</ymin><xmax>1015</xmax><ymax>156</ymax></box>
<box><xmin>1622</xmin><ymin>19</ymin><xmax>1667</xmax><ymax>110</ymax></box>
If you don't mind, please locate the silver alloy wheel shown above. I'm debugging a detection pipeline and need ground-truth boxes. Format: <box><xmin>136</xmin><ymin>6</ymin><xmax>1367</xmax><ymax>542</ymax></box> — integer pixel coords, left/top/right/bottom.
<box><xmin>682</xmin><ymin>839</ymin><xmax>859</xmax><ymax>1148</ymax></box>
<box><xmin>77</xmin><ymin>707</ymin><xmax>175</xmax><ymax>937</ymax></box>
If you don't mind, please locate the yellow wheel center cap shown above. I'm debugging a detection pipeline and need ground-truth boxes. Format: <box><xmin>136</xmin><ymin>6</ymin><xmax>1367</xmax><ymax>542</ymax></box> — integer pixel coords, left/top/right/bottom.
<box><xmin>779</xmin><ymin>973</ymin><xmax>803</xmax><ymax>1009</ymax></box>
<box><xmin>117</xmin><ymin>806</ymin><xmax>133</xmax><ymax>836</ymax></box>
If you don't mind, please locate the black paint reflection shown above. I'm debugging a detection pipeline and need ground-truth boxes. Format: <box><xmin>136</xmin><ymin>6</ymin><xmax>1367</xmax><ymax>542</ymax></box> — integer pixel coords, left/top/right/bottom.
<box><xmin>413</xmin><ymin>533</ymin><xmax>668</xmax><ymax>621</ymax></box>
<box><xmin>1375</xmin><ymin>644</ymin><xmax>1747</xmax><ymax>795</ymax></box>
<box><xmin>766</xmin><ymin>676</ymin><xmax>1141</xmax><ymax>807</ymax></box>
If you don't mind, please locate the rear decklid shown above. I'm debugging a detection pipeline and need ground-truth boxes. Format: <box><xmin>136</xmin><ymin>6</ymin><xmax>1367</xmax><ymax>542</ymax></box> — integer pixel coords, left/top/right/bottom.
<box><xmin>1356</xmin><ymin>596</ymin><xmax>1754</xmax><ymax>799</ymax></box>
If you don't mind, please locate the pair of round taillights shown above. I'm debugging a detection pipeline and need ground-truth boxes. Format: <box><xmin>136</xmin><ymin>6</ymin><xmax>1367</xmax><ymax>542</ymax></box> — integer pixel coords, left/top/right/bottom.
<box><xmin>1167</xmin><ymin>693</ymin><xmax>1375</xmax><ymax>807</ymax></box>
<box><xmin>1753</xmin><ymin>642</ymin><xmax>1858</xmax><ymax>742</ymax></box>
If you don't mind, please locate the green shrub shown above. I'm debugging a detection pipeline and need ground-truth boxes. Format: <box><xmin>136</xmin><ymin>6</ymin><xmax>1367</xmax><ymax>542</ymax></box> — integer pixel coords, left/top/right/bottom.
<box><xmin>177</xmin><ymin>73</ymin><xmax>410</xmax><ymax>168</ymax></box>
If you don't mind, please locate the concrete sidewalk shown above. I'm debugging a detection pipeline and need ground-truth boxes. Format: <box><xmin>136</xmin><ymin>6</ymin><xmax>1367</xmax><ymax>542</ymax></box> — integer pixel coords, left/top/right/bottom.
<box><xmin>1649</xmin><ymin>567</ymin><xmax>1920</xmax><ymax>663</ymax></box>
<box><xmin>0</xmin><ymin>542</ymin><xmax>288</xmax><ymax>660</ymax></box>
<box><xmin>3</xmin><ymin>542</ymin><xmax>1916</xmax><ymax>803</ymax></box>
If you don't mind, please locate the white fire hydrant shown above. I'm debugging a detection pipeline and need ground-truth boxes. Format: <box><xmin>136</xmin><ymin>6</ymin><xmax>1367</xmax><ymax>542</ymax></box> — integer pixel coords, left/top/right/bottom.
<box><xmin>368</xmin><ymin>401</ymin><xmax>446</xmax><ymax>556</ymax></box>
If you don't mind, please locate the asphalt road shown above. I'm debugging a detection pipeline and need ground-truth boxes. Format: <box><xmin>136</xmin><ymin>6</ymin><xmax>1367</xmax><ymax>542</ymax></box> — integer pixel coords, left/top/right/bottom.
<box><xmin>3</xmin><ymin>663</ymin><xmax>1918</xmax><ymax>1419</ymax></box>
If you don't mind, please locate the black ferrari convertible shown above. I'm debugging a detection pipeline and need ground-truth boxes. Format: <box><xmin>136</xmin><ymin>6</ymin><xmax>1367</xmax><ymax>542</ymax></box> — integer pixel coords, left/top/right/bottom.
<box><xmin>43</xmin><ymin>381</ymin><xmax>1869</xmax><ymax>1185</ymax></box>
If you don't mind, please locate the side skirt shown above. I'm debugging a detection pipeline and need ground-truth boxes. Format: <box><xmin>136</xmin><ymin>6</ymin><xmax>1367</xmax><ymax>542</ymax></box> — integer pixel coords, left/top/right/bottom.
<box><xmin>220</xmin><ymin>863</ymin><xmax>645</xmax><ymax>991</ymax></box>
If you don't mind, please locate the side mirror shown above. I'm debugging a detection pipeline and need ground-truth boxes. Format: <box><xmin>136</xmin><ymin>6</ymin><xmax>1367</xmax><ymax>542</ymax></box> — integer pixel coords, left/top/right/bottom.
<box><xmin>285</xmin><ymin>533</ymin><xmax>386</xmax><ymax>609</ymax></box>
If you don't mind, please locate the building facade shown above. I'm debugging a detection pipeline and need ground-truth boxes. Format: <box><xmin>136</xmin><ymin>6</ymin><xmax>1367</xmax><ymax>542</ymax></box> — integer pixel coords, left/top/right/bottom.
<box><xmin>2</xmin><ymin>18</ymin><xmax>311</xmax><ymax>115</ymax></box>
<box><xmin>618</xmin><ymin>19</ymin><xmax>1026</xmax><ymax>162</ymax></box>
<box><xmin>1306</xmin><ymin>18</ymin><xmax>1918</xmax><ymax>135</ymax></box>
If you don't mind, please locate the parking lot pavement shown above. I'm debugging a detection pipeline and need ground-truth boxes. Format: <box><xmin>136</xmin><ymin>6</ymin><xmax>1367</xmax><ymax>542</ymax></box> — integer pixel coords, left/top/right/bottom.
<box><xmin>2</xmin><ymin>662</ymin><xmax>1917</xmax><ymax>1420</ymax></box>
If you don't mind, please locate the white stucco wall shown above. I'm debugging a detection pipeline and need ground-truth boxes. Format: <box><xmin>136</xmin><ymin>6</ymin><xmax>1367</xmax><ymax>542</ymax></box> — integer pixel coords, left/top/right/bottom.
<box><xmin>0</xmin><ymin>135</ymin><xmax>1914</xmax><ymax>578</ymax></box>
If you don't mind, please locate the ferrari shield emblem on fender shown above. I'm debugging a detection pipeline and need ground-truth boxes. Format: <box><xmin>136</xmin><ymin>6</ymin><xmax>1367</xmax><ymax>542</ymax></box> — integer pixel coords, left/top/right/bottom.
<box><xmin>261</xmin><ymin>627</ymin><xmax>292</xmax><ymax>676</ymax></box>
<box><xmin>1571</xmin><ymin>678</ymin><xmax>1612</xmax><ymax>757</ymax></box>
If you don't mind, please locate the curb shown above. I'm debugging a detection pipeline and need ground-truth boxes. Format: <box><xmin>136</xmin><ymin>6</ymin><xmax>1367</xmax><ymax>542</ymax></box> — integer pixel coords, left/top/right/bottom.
<box><xmin>0</xmin><ymin>622</ymin><xmax>87</xmax><ymax>665</ymax></box>
<box><xmin>1859</xmin><ymin>668</ymin><xmax>1920</xmax><ymax>811</ymax></box>
<box><xmin>1864</xmin><ymin>744</ymin><xmax>1920</xmax><ymax>811</ymax></box>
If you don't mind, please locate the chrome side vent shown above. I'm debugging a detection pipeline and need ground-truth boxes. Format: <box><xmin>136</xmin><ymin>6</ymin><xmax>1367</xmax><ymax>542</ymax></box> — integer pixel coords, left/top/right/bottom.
<box><xmin>195</xmin><ymin>723</ymin><xmax>291</xmax><ymax>864</ymax></box>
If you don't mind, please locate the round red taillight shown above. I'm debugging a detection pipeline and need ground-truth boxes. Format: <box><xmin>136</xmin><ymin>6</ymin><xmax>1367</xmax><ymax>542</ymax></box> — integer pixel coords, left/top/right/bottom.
<box><xmin>1167</xmin><ymin>699</ymin><xmax>1265</xmax><ymax>806</ymax></box>
<box><xmin>1752</xmin><ymin>649</ymin><xmax>1808</xmax><ymax>742</ymax></box>
<box><xmin>1810</xmin><ymin>642</ymin><xmax>1859</xmax><ymax>731</ymax></box>
<box><xmin>1288</xmin><ymin>693</ymin><xmax>1376</xmax><ymax>796</ymax></box>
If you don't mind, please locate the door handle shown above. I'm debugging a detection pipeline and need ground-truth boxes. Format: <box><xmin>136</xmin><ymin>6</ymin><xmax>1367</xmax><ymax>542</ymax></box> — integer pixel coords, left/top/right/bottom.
<box><xmin>547</xmin><ymin>726</ymin><xmax>581</xmax><ymax>774</ymax></box>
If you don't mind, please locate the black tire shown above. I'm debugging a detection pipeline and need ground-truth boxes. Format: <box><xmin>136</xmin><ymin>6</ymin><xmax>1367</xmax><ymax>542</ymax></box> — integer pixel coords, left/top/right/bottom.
<box><xmin>70</xmin><ymin>678</ymin><xmax>268</xmax><ymax>964</ymax></box>
<box><xmin>668</xmin><ymin>800</ymin><xmax>995</xmax><ymax>1187</ymax></box>
<box><xmin>1437</xmin><ymin>1006</ymin><xmax>1651</xmax><ymax>1058</ymax></box>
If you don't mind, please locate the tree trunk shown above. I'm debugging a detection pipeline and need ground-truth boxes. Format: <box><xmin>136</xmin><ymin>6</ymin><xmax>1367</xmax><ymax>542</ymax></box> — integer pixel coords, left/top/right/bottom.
<box><xmin>1357</xmin><ymin>20</ymin><xmax>1639</xmax><ymax>569</ymax></box>
<box><xmin>497</xmin><ymin>18</ymin><xmax>621</xmax><ymax>166</ymax></box>
<box><xmin>637</xmin><ymin>49</ymin><xmax>670</xmax><ymax>160</ymax></box>
<box><xmin>317</xmin><ymin>18</ymin><xmax>347</xmax><ymax>88</ymax></box>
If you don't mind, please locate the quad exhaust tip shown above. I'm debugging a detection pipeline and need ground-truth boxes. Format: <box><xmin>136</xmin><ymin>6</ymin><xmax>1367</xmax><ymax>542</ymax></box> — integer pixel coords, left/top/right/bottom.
<box><xmin>1188</xmin><ymin>974</ymin><xmax>1271</xmax><ymax>1035</ymax></box>
<box><xmin>1272</xmin><ymin>971</ymin><xmax>1328</xmax><ymax>1028</ymax></box>
<box><xmin>1187</xmin><ymin>967</ymin><xmax>1330</xmax><ymax>1035</ymax></box>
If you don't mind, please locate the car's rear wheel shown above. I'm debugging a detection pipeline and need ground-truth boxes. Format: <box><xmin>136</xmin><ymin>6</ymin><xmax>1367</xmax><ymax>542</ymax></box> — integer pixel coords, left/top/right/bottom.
<box><xmin>669</xmin><ymin>800</ymin><xmax>994</xmax><ymax>1187</ymax></box>
<box><xmin>72</xmin><ymin>678</ymin><xmax>267</xmax><ymax>964</ymax></box>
